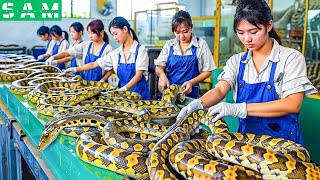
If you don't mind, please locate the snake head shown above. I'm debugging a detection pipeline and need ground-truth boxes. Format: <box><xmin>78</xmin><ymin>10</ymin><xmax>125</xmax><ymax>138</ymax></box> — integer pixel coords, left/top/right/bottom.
<box><xmin>37</xmin><ymin>126</ymin><xmax>60</xmax><ymax>151</ymax></box>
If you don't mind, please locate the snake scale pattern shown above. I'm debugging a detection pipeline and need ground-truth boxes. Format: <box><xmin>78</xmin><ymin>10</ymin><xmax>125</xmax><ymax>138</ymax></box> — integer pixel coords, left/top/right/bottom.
<box><xmin>1</xmin><ymin>54</ymin><xmax>319</xmax><ymax>179</ymax></box>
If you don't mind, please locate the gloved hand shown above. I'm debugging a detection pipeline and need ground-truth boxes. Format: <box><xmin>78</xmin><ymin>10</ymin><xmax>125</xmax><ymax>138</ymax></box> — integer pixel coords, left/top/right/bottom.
<box><xmin>191</xmin><ymin>125</ymin><xmax>202</xmax><ymax>135</ymax></box>
<box><xmin>64</xmin><ymin>67</ymin><xmax>77</xmax><ymax>74</ymax></box>
<box><xmin>99</xmin><ymin>79</ymin><xmax>106</xmax><ymax>82</ymax></box>
<box><xmin>176</xmin><ymin>99</ymin><xmax>203</xmax><ymax>121</ymax></box>
<box><xmin>118</xmin><ymin>86</ymin><xmax>127</xmax><ymax>91</ymax></box>
<box><xmin>208</xmin><ymin>102</ymin><xmax>247</xmax><ymax>122</ymax></box>
<box><xmin>45</xmin><ymin>57</ymin><xmax>57</xmax><ymax>66</ymax></box>
<box><xmin>37</xmin><ymin>55</ymin><xmax>45</xmax><ymax>61</ymax></box>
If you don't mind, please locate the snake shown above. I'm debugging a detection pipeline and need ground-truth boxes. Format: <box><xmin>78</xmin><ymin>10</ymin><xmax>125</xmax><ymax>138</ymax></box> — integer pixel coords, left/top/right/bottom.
<box><xmin>28</xmin><ymin>77</ymin><xmax>116</xmax><ymax>104</ymax></box>
<box><xmin>36</xmin><ymin>84</ymin><xmax>183</xmax><ymax>123</ymax></box>
<box><xmin>147</xmin><ymin>109</ymin><xmax>319</xmax><ymax>180</ymax></box>
<box><xmin>37</xmin><ymin>81</ymin><xmax>320</xmax><ymax>180</ymax></box>
<box><xmin>0</xmin><ymin>68</ymin><xmax>46</xmax><ymax>81</ymax></box>
<box><xmin>0</xmin><ymin>63</ymin><xmax>61</xmax><ymax>82</ymax></box>
<box><xmin>41</xmin><ymin>85</ymin><xmax>185</xmax><ymax>140</ymax></box>
<box><xmin>10</xmin><ymin>77</ymin><xmax>68</xmax><ymax>95</ymax></box>
<box><xmin>37</xmin><ymin>85</ymin><xmax>185</xmax><ymax>179</ymax></box>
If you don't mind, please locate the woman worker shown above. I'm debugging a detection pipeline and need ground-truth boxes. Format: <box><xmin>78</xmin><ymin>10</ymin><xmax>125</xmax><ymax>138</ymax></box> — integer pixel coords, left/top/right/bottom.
<box><xmin>155</xmin><ymin>10</ymin><xmax>216</xmax><ymax>98</ymax></box>
<box><xmin>37</xmin><ymin>25</ymin><xmax>69</xmax><ymax>70</ymax></box>
<box><xmin>36</xmin><ymin>26</ymin><xmax>52</xmax><ymax>50</ymax></box>
<box><xmin>177</xmin><ymin>0</ymin><xmax>317</xmax><ymax>144</ymax></box>
<box><xmin>46</xmin><ymin>22</ymin><xmax>84</xmax><ymax>76</ymax></box>
<box><xmin>45</xmin><ymin>19</ymin><xmax>112</xmax><ymax>81</ymax></box>
<box><xmin>64</xmin><ymin>17</ymin><xmax>151</xmax><ymax>100</ymax></box>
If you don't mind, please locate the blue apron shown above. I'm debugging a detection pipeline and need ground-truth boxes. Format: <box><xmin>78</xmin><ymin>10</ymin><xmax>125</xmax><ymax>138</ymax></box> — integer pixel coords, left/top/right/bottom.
<box><xmin>236</xmin><ymin>52</ymin><xmax>303</xmax><ymax>144</ymax></box>
<box><xmin>117</xmin><ymin>44</ymin><xmax>151</xmax><ymax>100</ymax></box>
<box><xmin>83</xmin><ymin>42</ymin><xmax>107</xmax><ymax>81</ymax></box>
<box><xmin>166</xmin><ymin>38</ymin><xmax>200</xmax><ymax>98</ymax></box>
<box><xmin>70</xmin><ymin>41</ymin><xmax>83</xmax><ymax>77</ymax></box>
<box><xmin>52</xmin><ymin>40</ymin><xmax>66</xmax><ymax>70</ymax></box>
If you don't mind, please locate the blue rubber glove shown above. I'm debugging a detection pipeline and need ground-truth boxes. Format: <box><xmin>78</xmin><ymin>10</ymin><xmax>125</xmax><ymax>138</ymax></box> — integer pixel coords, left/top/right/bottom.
<box><xmin>176</xmin><ymin>99</ymin><xmax>203</xmax><ymax>121</ymax></box>
<box><xmin>208</xmin><ymin>102</ymin><xmax>247</xmax><ymax>122</ymax></box>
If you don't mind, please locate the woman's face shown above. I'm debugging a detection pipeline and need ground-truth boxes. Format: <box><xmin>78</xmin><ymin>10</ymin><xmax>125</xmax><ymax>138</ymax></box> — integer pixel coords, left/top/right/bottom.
<box><xmin>69</xmin><ymin>26</ymin><xmax>82</xmax><ymax>41</ymax></box>
<box><xmin>40</xmin><ymin>33</ymin><xmax>50</xmax><ymax>41</ymax></box>
<box><xmin>87</xmin><ymin>27</ymin><xmax>101</xmax><ymax>42</ymax></box>
<box><xmin>51</xmin><ymin>33</ymin><xmax>60</xmax><ymax>41</ymax></box>
<box><xmin>110</xmin><ymin>26</ymin><xmax>128</xmax><ymax>44</ymax></box>
<box><xmin>174</xmin><ymin>23</ymin><xmax>192</xmax><ymax>43</ymax></box>
<box><xmin>236</xmin><ymin>19</ymin><xmax>272</xmax><ymax>51</ymax></box>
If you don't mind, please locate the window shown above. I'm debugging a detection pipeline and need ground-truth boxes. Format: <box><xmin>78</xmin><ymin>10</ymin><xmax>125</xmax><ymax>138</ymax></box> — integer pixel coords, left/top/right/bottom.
<box><xmin>117</xmin><ymin>0</ymin><xmax>179</xmax><ymax>20</ymax></box>
<box><xmin>62</xmin><ymin>0</ymin><xmax>90</xmax><ymax>18</ymax></box>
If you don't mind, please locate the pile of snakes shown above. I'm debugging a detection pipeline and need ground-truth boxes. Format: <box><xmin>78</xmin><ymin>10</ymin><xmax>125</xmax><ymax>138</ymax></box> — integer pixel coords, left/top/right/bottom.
<box><xmin>36</xmin><ymin>91</ymin><xmax>320</xmax><ymax>179</ymax></box>
<box><xmin>1</xmin><ymin>54</ymin><xmax>319</xmax><ymax>179</ymax></box>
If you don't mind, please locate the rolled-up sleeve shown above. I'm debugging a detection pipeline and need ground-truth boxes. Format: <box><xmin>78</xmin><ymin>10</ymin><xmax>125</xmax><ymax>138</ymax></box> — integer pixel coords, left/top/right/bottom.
<box><xmin>136</xmin><ymin>46</ymin><xmax>148</xmax><ymax>71</ymax></box>
<box><xmin>281</xmin><ymin>52</ymin><xmax>317</xmax><ymax>98</ymax></box>
<box><xmin>46</xmin><ymin>40</ymin><xmax>55</xmax><ymax>55</ymax></box>
<box><xmin>154</xmin><ymin>41</ymin><xmax>170</xmax><ymax>67</ymax></box>
<box><xmin>217</xmin><ymin>54</ymin><xmax>240</xmax><ymax>90</ymax></box>
<box><xmin>67</xmin><ymin>43</ymin><xmax>84</xmax><ymax>57</ymax></box>
<box><xmin>97</xmin><ymin>53</ymin><xmax>113</xmax><ymax>71</ymax></box>
<box><xmin>101</xmin><ymin>44</ymin><xmax>113</xmax><ymax>56</ymax></box>
<box><xmin>198</xmin><ymin>40</ymin><xmax>216</xmax><ymax>71</ymax></box>
<box><xmin>60</xmin><ymin>40</ymin><xmax>69</xmax><ymax>52</ymax></box>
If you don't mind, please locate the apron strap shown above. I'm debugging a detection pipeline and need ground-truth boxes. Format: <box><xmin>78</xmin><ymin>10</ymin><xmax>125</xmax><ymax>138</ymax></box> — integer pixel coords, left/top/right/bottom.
<box><xmin>87</xmin><ymin>42</ymin><xmax>93</xmax><ymax>55</ymax></box>
<box><xmin>98</xmin><ymin>43</ymin><xmax>108</xmax><ymax>57</ymax></box>
<box><xmin>117</xmin><ymin>53</ymin><xmax>121</xmax><ymax>64</ymax></box>
<box><xmin>238</xmin><ymin>51</ymin><xmax>249</xmax><ymax>81</ymax></box>
<box><xmin>134</xmin><ymin>44</ymin><xmax>141</xmax><ymax>63</ymax></box>
<box><xmin>169</xmin><ymin>45</ymin><xmax>174</xmax><ymax>56</ymax></box>
<box><xmin>87</xmin><ymin>42</ymin><xmax>107</xmax><ymax>57</ymax></box>
<box><xmin>169</xmin><ymin>37</ymin><xmax>199</xmax><ymax>56</ymax></box>
<box><xmin>191</xmin><ymin>45</ymin><xmax>197</xmax><ymax>55</ymax></box>
<box><xmin>268</xmin><ymin>61</ymin><xmax>278</xmax><ymax>83</ymax></box>
<box><xmin>47</xmin><ymin>39</ymin><xmax>51</xmax><ymax>49</ymax></box>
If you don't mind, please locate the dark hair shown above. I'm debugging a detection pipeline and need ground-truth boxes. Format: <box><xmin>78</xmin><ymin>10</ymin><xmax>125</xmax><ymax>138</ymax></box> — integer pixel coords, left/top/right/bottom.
<box><xmin>50</xmin><ymin>25</ymin><xmax>69</xmax><ymax>42</ymax></box>
<box><xmin>87</xmin><ymin>19</ymin><xmax>109</xmax><ymax>43</ymax></box>
<box><xmin>70</xmin><ymin>22</ymin><xmax>84</xmax><ymax>34</ymax></box>
<box><xmin>108</xmin><ymin>16</ymin><xmax>139</xmax><ymax>43</ymax></box>
<box><xmin>37</xmin><ymin>26</ymin><xmax>50</xmax><ymax>36</ymax></box>
<box><xmin>234</xmin><ymin>0</ymin><xmax>281</xmax><ymax>45</ymax></box>
<box><xmin>171</xmin><ymin>10</ymin><xmax>193</xmax><ymax>32</ymax></box>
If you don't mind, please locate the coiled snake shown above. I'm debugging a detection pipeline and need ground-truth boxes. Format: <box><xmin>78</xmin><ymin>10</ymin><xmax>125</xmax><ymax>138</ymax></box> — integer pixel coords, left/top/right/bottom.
<box><xmin>37</xmin><ymin>87</ymin><xmax>319</xmax><ymax>179</ymax></box>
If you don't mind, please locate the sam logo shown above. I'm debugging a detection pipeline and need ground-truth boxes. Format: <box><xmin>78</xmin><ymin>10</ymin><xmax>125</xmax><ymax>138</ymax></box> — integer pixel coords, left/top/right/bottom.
<box><xmin>1</xmin><ymin>0</ymin><xmax>62</xmax><ymax>21</ymax></box>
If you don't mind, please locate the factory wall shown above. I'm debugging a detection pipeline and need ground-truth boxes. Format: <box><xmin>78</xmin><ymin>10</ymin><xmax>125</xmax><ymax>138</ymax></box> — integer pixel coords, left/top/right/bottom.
<box><xmin>0</xmin><ymin>0</ymin><xmax>297</xmax><ymax>51</ymax></box>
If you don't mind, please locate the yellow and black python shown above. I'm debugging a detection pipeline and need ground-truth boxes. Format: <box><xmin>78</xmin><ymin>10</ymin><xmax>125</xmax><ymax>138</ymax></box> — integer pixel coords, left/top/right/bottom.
<box><xmin>147</xmin><ymin>109</ymin><xmax>319</xmax><ymax>180</ymax></box>
<box><xmin>0</xmin><ymin>63</ymin><xmax>61</xmax><ymax>82</ymax></box>
<box><xmin>37</xmin><ymin>83</ymin><xmax>319</xmax><ymax>179</ymax></box>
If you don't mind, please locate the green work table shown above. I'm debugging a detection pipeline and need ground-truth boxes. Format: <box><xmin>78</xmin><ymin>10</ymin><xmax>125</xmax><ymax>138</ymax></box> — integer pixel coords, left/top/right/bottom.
<box><xmin>0</xmin><ymin>84</ymin><xmax>124</xmax><ymax>180</ymax></box>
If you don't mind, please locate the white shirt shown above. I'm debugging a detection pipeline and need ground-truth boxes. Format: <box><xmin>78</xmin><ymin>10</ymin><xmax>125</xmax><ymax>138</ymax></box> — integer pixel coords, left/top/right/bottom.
<box><xmin>67</xmin><ymin>41</ymin><xmax>113</xmax><ymax>67</ymax></box>
<box><xmin>154</xmin><ymin>34</ymin><xmax>216</xmax><ymax>72</ymax></box>
<box><xmin>68</xmin><ymin>41</ymin><xmax>83</xmax><ymax>67</ymax></box>
<box><xmin>46</xmin><ymin>39</ymin><xmax>69</xmax><ymax>55</ymax></box>
<box><xmin>97</xmin><ymin>40</ymin><xmax>149</xmax><ymax>78</ymax></box>
<box><xmin>218</xmin><ymin>38</ymin><xmax>317</xmax><ymax>100</ymax></box>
